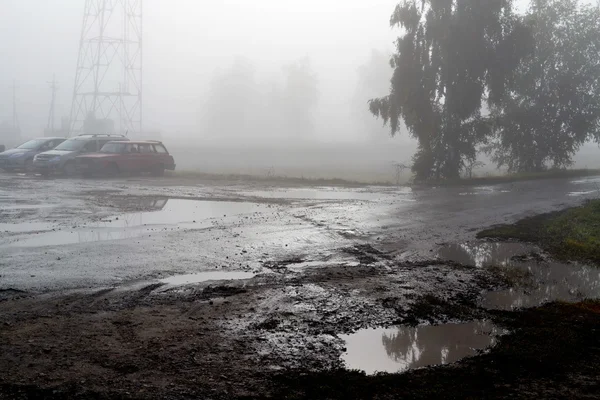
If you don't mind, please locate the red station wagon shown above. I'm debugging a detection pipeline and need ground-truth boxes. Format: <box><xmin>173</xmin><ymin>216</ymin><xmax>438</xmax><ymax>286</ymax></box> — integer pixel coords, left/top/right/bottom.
<box><xmin>76</xmin><ymin>141</ymin><xmax>176</xmax><ymax>176</ymax></box>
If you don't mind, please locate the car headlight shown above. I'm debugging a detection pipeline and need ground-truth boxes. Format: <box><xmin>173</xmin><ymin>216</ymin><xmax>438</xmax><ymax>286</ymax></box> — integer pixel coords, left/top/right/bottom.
<box><xmin>9</xmin><ymin>153</ymin><xmax>25</xmax><ymax>158</ymax></box>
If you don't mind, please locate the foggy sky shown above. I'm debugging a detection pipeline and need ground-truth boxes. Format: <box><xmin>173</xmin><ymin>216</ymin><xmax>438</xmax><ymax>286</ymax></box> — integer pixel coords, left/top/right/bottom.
<box><xmin>1</xmin><ymin>0</ymin><xmax>405</xmax><ymax>139</ymax></box>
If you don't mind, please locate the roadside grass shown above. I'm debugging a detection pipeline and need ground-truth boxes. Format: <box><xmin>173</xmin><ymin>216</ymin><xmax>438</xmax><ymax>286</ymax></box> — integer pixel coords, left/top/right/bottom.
<box><xmin>479</xmin><ymin>199</ymin><xmax>600</xmax><ymax>264</ymax></box>
<box><xmin>167</xmin><ymin>170</ymin><xmax>395</xmax><ymax>187</ymax></box>
<box><xmin>423</xmin><ymin>168</ymin><xmax>600</xmax><ymax>187</ymax></box>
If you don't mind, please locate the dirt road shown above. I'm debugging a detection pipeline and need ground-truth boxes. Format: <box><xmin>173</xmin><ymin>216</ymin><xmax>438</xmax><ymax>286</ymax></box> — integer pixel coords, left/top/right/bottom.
<box><xmin>1</xmin><ymin>174</ymin><xmax>599</xmax><ymax>399</ymax></box>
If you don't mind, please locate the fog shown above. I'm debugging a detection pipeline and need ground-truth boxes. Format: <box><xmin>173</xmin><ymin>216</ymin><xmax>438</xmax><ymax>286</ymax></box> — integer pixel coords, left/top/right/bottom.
<box><xmin>0</xmin><ymin>0</ymin><xmax>598</xmax><ymax>182</ymax></box>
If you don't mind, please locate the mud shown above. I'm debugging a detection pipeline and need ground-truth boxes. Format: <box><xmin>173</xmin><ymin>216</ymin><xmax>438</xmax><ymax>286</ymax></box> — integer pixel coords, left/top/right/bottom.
<box><xmin>1</xmin><ymin>174</ymin><xmax>600</xmax><ymax>398</ymax></box>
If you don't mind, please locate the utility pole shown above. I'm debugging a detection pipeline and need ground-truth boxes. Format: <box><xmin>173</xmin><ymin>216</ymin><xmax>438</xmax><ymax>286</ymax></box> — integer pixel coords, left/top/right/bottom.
<box><xmin>12</xmin><ymin>80</ymin><xmax>19</xmax><ymax>131</ymax></box>
<box><xmin>47</xmin><ymin>75</ymin><xmax>58</xmax><ymax>132</ymax></box>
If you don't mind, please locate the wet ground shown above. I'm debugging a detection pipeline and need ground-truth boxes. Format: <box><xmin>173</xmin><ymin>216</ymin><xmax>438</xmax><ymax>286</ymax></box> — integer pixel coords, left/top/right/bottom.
<box><xmin>1</xmin><ymin>173</ymin><xmax>600</xmax><ymax>398</ymax></box>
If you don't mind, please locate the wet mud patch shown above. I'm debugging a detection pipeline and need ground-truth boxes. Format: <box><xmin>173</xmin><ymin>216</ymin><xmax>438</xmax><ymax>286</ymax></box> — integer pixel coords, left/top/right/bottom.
<box><xmin>270</xmin><ymin>301</ymin><xmax>600</xmax><ymax>400</ymax></box>
<box><xmin>343</xmin><ymin>244</ymin><xmax>392</xmax><ymax>265</ymax></box>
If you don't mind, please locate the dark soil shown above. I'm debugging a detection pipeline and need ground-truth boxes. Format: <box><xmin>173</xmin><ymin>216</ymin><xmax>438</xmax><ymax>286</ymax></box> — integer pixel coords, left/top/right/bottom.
<box><xmin>1</xmin><ymin>249</ymin><xmax>599</xmax><ymax>400</ymax></box>
<box><xmin>271</xmin><ymin>302</ymin><xmax>600</xmax><ymax>400</ymax></box>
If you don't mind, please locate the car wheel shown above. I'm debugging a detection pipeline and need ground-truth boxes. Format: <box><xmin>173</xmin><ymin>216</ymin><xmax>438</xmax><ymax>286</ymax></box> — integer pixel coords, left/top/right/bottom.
<box><xmin>107</xmin><ymin>163</ymin><xmax>120</xmax><ymax>177</ymax></box>
<box><xmin>24</xmin><ymin>158</ymin><xmax>34</xmax><ymax>173</ymax></box>
<box><xmin>63</xmin><ymin>161</ymin><xmax>76</xmax><ymax>176</ymax></box>
<box><xmin>151</xmin><ymin>164</ymin><xmax>165</xmax><ymax>177</ymax></box>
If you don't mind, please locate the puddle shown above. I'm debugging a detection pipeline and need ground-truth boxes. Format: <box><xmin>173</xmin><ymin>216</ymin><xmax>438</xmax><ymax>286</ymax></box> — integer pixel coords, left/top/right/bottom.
<box><xmin>438</xmin><ymin>242</ymin><xmax>600</xmax><ymax>310</ymax></box>
<box><xmin>5</xmin><ymin>199</ymin><xmax>272</xmax><ymax>247</ymax></box>
<box><xmin>0</xmin><ymin>222</ymin><xmax>55</xmax><ymax>233</ymax></box>
<box><xmin>568</xmin><ymin>190</ymin><xmax>597</xmax><ymax>197</ymax></box>
<box><xmin>160</xmin><ymin>271</ymin><xmax>256</xmax><ymax>285</ymax></box>
<box><xmin>481</xmin><ymin>260</ymin><xmax>600</xmax><ymax>310</ymax></box>
<box><xmin>458</xmin><ymin>186</ymin><xmax>511</xmax><ymax>196</ymax></box>
<box><xmin>437</xmin><ymin>242</ymin><xmax>533</xmax><ymax>267</ymax></box>
<box><xmin>341</xmin><ymin>320</ymin><xmax>503</xmax><ymax>375</ymax></box>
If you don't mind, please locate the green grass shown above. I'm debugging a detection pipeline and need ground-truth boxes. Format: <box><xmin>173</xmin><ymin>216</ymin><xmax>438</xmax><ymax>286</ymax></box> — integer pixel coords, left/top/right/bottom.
<box><xmin>479</xmin><ymin>199</ymin><xmax>600</xmax><ymax>264</ymax></box>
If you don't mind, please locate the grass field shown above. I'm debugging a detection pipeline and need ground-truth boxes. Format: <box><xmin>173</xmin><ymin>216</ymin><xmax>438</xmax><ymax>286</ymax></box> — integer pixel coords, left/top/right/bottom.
<box><xmin>479</xmin><ymin>199</ymin><xmax>600</xmax><ymax>264</ymax></box>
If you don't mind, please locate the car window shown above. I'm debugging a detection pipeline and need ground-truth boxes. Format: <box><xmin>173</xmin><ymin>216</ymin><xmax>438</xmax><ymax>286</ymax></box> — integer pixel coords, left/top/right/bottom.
<box><xmin>51</xmin><ymin>139</ymin><xmax>64</xmax><ymax>148</ymax></box>
<box><xmin>17</xmin><ymin>139</ymin><xmax>47</xmax><ymax>150</ymax></box>
<box><xmin>82</xmin><ymin>141</ymin><xmax>97</xmax><ymax>152</ymax></box>
<box><xmin>126</xmin><ymin>144</ymin><xmax>139</xmax><ymax>153</ymax></box>
<box><xmin>100</xmin><ymin>143</ymin><xmax>125</xmax><ymax>153</ymax></box>
<box><xmin>153</xmin><ymin>144</ymin><xmax>168</xmax><ymax>154</ymax></box>
<box><xmin>39</xmin><ymin>141</ymin><xmax>54</xmax><ymax>151</ymax></box>
<box><xmin>139</xmin><ymin>144</ymin><xmax>154</xmax><ymax>154</ymax></box>
<box><xmin>98</xmin><ymin>140</ymin><xmax>112</xmax><ymax>149</ymax></box>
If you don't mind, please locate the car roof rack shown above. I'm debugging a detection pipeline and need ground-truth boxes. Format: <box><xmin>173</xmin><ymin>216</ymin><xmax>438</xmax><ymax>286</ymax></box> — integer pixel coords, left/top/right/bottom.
<box><xmin>76</xmin><ymin>133</ymin><xmax>126</xmax><ymax>138</ymax></box>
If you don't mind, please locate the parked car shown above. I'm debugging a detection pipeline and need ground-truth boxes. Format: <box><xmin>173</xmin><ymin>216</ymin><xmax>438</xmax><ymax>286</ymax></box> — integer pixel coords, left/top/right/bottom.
<box><xmin>76</xmin><ymin>141</ymin><xmax>176</xmax><ymax>176</ymax></box>
<box><xmin>33</xmin><ymin>134</ymin><xmax>128</xmax><ymax>176</ymax></box>
<box><xmin>0</xmin><ymin>137</ymin><xmax>66</xmax><ymax>172</ymax></box>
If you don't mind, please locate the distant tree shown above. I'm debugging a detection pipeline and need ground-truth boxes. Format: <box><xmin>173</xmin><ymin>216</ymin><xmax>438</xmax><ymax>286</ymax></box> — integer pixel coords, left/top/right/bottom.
<box><xmin>353</xmin><ymin>50</ymin><xmax>393</xmax><ymax>140</ymax></box>
<box><xmin>488</xmin><ymin>0</ymin><xmax>600</xmax><ymax>172</ymax></box>
<box><xmin>281</xmin><ymin>57</ymin><xmax>319</xmax><ymax>137</ymax></box>
<box><xmin>369</xmin><ymin>0</ymin><xmax>532</xmax><ymax>181</ymax></box>
<box><xmin>201</xmin><ymin>58</ymin><xmax>258</xmax><ymax>139</ymax></box>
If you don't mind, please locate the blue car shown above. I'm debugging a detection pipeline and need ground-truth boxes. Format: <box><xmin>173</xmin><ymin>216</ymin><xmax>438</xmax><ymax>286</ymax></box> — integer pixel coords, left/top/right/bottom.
<box><xmin>0</xmin><ymin>137</ymin><xmax>66</xmax><ymax>172</ymax></box>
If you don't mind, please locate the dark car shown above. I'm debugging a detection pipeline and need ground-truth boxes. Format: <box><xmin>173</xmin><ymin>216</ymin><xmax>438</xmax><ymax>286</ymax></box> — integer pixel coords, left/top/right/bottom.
<box><xmin>0</xmin><ymin>137</ymin><xmax>66</xmax><ymax>172</ymax></box>
<box><xmin>76</xmin><ymin>141</ymin><xmax>176</xmax><ymax>176</ymax></box>
<box><xmin>34</xmin><ymin>134</ymin><xmax>128</xmax><ymax>176</ymax></box>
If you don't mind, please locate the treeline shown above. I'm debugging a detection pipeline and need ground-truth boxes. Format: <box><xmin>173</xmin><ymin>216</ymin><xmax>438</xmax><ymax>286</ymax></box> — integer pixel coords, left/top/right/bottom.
<box><xmin>370</xmin><ymin>0</ymin><xmax>600</xmax><ymax>181</ymax></box>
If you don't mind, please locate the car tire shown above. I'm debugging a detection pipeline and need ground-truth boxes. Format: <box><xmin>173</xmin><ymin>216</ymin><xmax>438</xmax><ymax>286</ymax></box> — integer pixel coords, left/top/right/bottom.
<box><xmin>151</xmin><ymin>164</ymin><xmax>165</xmax><ymax>177</ymax></box>
<box><xmin>24</xmin><ymin>159</ymin><xmax>34</xmax><ymax>173</ymax></box>
<box><xmin>63</xmin><ymin>161</ymin><xmax>76</xmax><ymax>176</ymax></box>
<box><xmin>107</xmin><ymin>163</ymin><xmax>120</xmax><ymax>177</ymax></box>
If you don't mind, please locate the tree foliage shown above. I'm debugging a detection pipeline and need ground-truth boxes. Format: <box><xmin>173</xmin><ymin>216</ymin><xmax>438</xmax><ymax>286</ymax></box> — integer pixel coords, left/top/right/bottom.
<box><xmin>281</xmin><ymin>57</ymin><xmax>319</xmax><ymax>137</ymax></box>
<box><xmin>370</xmin><ymin>0</ymin><xmax>532</xmax><ymax>181</ymax></box>
<box><xmin>489</xmin><ymin>0</ymin><xmax>600</xmax><ymax>172</ymax></box>
<box><xmin>353</xmin><ymin>50</ymin><xmax>394</xmax><ymax>141</ymax></box>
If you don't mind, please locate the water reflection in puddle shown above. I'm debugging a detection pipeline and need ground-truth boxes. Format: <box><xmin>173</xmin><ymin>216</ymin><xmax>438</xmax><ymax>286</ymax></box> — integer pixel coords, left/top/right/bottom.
<box><xmin>160</xmin><ymin>271</ymin><xmax>256</xmax><ymax>285</ymax></box>
<box><xmin>341</xmin><ymin>320</ymin><xmax>503</xmax><ymax>374</ymax></box>
<box><xmin>6</xmin><ymin>199</ymin><xmax>271</xmax><ymax>247</ymax></box>
<box><xmin>438</xmin><ymin>242</ymin><xmax>600</xmax><ymax>310</ymax></box>
<box><xmin>438</xmin><ymin>242</ymin><xmax>532</xmax><ymax>267</ymax></box>
<box><xmin>0</xmin><ymin>221</ymin><xmax>55</xmax><ymax>233</ymax></box>
<box><xmin>481</xmin><ymin>261</ymin><xmax>600</xmax><ymax>310</ymax></box>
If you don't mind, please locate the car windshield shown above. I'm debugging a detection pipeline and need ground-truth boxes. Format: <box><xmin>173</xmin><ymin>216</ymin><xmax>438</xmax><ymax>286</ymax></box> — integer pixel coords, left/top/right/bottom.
<box><xmin>100</xmin><ymin>143</ymin><xmax>125</xmax><ymax>153</ymax></box>
<box><xmin>54</xmin><ymin>139</ymin><xmax>87</xmax><ymax>151</ymax></box>
<box><xmin>17</xmin><ymin>139</ymin><xmax>47</xmax><ymax>150</ymax></box>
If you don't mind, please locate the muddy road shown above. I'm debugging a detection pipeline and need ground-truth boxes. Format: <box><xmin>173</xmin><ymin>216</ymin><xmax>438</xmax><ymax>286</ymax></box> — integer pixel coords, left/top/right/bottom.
<box><xmin>1</xmin><ymin>174</ymin><xmax>600</xmax><ymax>399</ymax></box>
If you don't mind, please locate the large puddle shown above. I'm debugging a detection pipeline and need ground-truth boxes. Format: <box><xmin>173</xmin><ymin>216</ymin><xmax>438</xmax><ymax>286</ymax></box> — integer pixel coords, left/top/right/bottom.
<box><xmin>341</xmin><ymin>320</ymin><xmax>503</xmax><ymax>374</ymax></box>
<box><xmin>438</xmin><ymin>242</ymin><xmax>600</xmax><ymax>310</ymax></box>
<box><xmin>4</xmin><ymin>199</ymin><xmax>271</xmax><ymax>247</ymax></box>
